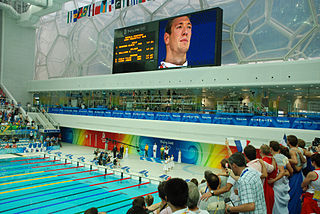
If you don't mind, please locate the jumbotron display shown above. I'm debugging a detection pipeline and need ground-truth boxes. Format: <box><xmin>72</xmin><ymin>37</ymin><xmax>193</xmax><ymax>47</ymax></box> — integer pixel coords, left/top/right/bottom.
<box><xmin>113</xmin><ymin>7</ymin><xmax>222</xmax><ymax>74</ymax></box>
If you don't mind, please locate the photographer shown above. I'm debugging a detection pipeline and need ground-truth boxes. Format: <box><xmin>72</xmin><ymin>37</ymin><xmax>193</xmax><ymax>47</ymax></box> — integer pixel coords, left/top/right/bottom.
<box><xmin>310</xmin><ymin>137</ymin><xmax>320</xmax><ymax>153</ymax></box>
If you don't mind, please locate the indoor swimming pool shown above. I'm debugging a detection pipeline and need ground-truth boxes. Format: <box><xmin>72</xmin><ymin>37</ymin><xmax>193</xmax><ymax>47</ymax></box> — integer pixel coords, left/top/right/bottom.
<box><xmin>0</xmin><ymin>156</ymin><xmax>160</xmax><ymax>213</ymax></box>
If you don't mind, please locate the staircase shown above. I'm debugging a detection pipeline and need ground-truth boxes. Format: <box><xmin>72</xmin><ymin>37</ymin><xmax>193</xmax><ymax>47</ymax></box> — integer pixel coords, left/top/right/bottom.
<box><xmin>28</xmin><ymin>110</ymin><xmax>60</xmax><ymax>133</ymax></box>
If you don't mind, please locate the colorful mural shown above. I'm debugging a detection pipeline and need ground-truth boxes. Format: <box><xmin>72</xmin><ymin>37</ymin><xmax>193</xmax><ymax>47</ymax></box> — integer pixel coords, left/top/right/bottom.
<box><xmin>61</xmin><ymin>127</ymin><xmax>237</xmax><ymax>168</ymax></box>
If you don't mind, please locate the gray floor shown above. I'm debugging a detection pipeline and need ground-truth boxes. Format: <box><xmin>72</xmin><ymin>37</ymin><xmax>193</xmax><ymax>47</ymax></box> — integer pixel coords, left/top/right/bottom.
<box><xmin>0</xmin><ymin>142</ymin><xmax>221</xmax><ymax>183</ymax></box>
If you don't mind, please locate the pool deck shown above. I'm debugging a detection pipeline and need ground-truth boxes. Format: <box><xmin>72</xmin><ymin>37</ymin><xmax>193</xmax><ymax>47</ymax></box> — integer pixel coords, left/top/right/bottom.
<box><xmin>0</xmin><ymin>142</ymin><xmax>221</xmax><ymax>184</ymax></box>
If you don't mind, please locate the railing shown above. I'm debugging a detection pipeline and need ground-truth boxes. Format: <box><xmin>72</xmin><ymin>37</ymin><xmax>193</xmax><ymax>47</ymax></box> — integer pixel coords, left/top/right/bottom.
<box><xmin>48</xmin><ymin>107</ymin><xmax>320</xmax><ymax>130</ymax></box>
<box><xmin>31</xmin><ymin>107</ymin><xmax>59</xmax><ymax>130</ymax></box>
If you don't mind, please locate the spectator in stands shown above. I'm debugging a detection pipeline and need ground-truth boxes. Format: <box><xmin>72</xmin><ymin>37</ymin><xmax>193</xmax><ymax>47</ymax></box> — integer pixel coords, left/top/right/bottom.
<box><xmin>244</xmin><ymin>145</ymin><xmax>272</xmax><ymax>179</ymax></box>
<box><xmin>298</xmin><ymin>138</ymin><xmax>314</xmax><ymax>176</ymax></box>
<box><xmin>84</xmin><ymin>207</ymin><xmax>106</xmax><ymax>214</ymax></box>
<box><xmin>287</xmin><ymin>135</ymin><xmax>306</xmax><ymax>214</ymax></box>
<box><xmin>225</xmin><ymin>152</ymin><xmax>267</xmax><ymax>213</ymax></box>
<box><xmin>126</xmin><ymin>196</ymin><xmax>148</xmax><ymax>214</ymax></box>
<box><xmin>50</xmin><ymin>136</ymin><xmax>56</xmax><ymax>145</ymax></box>
<box><xmin>29</xmin><ymin>131</ymin><xmax>34</xmax><ymax>142</ymax></box>
<box><xmin>280</xmin><ymin>145</ymin><xmax>290</xmax><ymax>159</ymax></box>
<box><xmin>145</xmin><ymin>195</ymin><xmax>154</xmax><ymax>207</ymax></box>
<box><xmin>145</xmin><ymin>194</ymin><xmax>155</xmax><ymax>213</ymax></box>
<box><xmin>154</xmin><ymin>181</ymin><xmax>172</xmax><ymax>214</ymax></box>
<box><xmin>259</xmin><ymin>144</ymin><xmax>277</xmax><ymax>214</ymax></box>
<box><xmin>301</xmin><ymin>153</ymin><xmax>320</xmax><ymax>213</ymax></box>
<box><xmin>198</xmin><ymin>170</ymin><xmax>213</xmax><ymax>195</ymax></box>
<box><xmin>198</xmin><ymin>173</ymin><xmax>224</xmax><ymax>214</ymax></box>
<box><xmin>12</xmin><ymin>142</ymin><xmax>17</xmax><ymax>148</ymax></box>
<box><xmin>201</xmin><ymin>159</ymin><xmax>239</xmax><ymax>206</ymax></box>
<box><xmin>45</xmin><ymin>136</ymin><xmax>50</xmax><ymax>146</ymax></box>
<box><xmin>190</xmin><ymin>178</ymin><xmax>198</xmax><ymax>187</ymax></box>
<box><xmin>57</xmin><ymin>133</ymin><xmax>62</xmax><ymax>147</ymax></box>
<box><xmin>165</xmin><ymin>178</ymin><xmax>188</xmax><ymax>213</ymax></box>
<box><xmin>187</xmin><ymin>182</ymin><xmax>209</xmax><ymax>214</ymax></box>
<box><xmin>269</xmin><ymin>141</ymin><xmax>292</xmax><ymax>214</ymax></box>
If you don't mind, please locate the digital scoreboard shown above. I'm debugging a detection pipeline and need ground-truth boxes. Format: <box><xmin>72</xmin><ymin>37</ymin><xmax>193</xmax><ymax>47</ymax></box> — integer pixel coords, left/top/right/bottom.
<box><xmin>112</xmin><ymin>7</ymin><xmax>222</xmax><ymax>74</ymax></box>
<box><xmin>113</xmin><ymin>22</ymin><xmax>159</xmax><ymax>73</ymax></box>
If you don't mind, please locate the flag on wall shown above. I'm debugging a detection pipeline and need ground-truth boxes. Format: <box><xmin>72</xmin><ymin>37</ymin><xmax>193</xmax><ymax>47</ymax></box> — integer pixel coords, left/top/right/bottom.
<box><xmin>115</xmin><ymin>0</ymin><xmax>121</xmax><ymax>9</ymax></box>
<box><xmin>73</xmin><ymin>9</ymin><xmax>79</xmax><ymax>22</ymax></box>
<box><xmin>80</xmin><ymin>6</ymin><xmax>89</xmax><ymax>18</ymax></box>
<box><xmin>67</xmin><ymin>0</ymin><xmax>154</xmax><ymax>23</ymax></box>
<box><xmin>234</xmin><ymin>139</ymin><xmax>250</xmax><ymax>153</ymax></box>
<box><xmin>100</xmin><ymin>1</ymin><xmax>107</xmax><ymax>13</ymax></box>
<box><xmin>131</xmin><ymin>0</ymin><xmax>137</xmax><ymax>5</ymax></box>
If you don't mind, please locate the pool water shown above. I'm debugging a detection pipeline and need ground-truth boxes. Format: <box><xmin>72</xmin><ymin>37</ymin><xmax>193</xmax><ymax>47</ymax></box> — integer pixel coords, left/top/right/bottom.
<box><xmin>0</xmin><ymin>156</ymin><xmax>160</xmax><ymax>213</ymax></box>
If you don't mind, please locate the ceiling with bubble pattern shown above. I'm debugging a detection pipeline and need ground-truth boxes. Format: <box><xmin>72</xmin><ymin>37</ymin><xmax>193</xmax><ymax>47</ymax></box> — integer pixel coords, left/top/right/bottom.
<box><xmin>35</xmin><ymin>0</ymin><xmax>320</xmax><ymax>80</ymax></box>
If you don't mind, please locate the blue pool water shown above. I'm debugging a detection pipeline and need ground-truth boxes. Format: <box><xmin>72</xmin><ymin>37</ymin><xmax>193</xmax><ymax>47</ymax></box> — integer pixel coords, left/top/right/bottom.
<box><xmin>0</xmin><ymin>156</ymin><xmax>160</xmax><ymax>214</ymax></box>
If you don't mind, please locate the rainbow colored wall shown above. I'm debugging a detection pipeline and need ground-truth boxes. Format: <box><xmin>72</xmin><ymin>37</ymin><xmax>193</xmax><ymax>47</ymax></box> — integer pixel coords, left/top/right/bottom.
<box><xmin>61</xmin><ymin>127</ymin><xmax>235</xmax><ymax>168</ymax></box>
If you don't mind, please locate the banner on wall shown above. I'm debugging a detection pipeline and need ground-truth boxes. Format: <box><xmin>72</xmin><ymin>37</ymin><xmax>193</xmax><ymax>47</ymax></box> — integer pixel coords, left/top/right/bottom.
<box><xmin>50</xmin><ymin>108</ymin><xmax>320</xmax><ymax>130</ymax></box>
<box><xmin>67</xmin><ymin>0</ymin><xmax>154</xmax><ymax>24</ymax></box>
<box><xmin>60</xmin><ymin>127</ymin><xmax>230</xmax><ymax>168</ymax></box>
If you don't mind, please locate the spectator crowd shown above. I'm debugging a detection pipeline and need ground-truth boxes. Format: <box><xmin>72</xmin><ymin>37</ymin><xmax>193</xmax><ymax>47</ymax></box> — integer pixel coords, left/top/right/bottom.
<box><xmin>84</xmin><ymin>135</ymin><xmax>320</xmax><ymax>214</ymax></box>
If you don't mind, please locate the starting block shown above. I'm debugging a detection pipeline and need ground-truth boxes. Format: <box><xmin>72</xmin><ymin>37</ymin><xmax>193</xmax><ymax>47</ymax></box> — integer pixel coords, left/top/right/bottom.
<box><xmin>66</xmin><ymin>154</ymin><xmax>73</xmax><ymax>159</ymax></box>
<box><xmin>139</xmin><ymin>170</ymin><xmax>149</xmax><ymax>177</ymax></box>
<box><xmin>91</xmin><ymin>160</ymin><xmax>99</xmax><ymax>166</ymax></box>
<box><xmin>121</xmin><ymin>166</ymin><xmax>130</xmax><ymax>173</ymax></box>
<box><xmin>78</xmin><ymin>156</ymin><xmax>86</xmax><ymax>162</ymax></box>
<box><xmin>55</xmin><ymin>152</ymin><xmax>62</xmax><ymax>157</ymax></box>
<box><xmin>106</xmin><ymin>162</ymin><xmax>114</xmax><ymax>169</ymax></box>
<box><xmin>159</xmin><ymin>174</ymin><xmax>171</xmax><ymax>181</ymax></box>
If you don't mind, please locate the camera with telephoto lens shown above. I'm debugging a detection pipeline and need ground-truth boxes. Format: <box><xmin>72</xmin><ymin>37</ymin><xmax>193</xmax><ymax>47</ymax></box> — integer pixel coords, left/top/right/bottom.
<box><xmin>311</xmin><ymin>137</ymin><xmax>320</xmax><ymax>153</ymax></box>
<box><xmin>313</xmin><ymin>137</ymin><xmax>320</xmax><ymax>147</ymax></box>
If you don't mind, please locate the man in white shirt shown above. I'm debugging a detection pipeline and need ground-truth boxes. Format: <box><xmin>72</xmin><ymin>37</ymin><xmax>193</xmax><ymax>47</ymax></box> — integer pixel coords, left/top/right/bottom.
<box><xmin>153</xmin><ymin>143</ymin><xmax>157</xmax><ymax>158</ymax></box>
<box><xmin>164</xmin><ymin>146</ymin><xmax>169</xmax><ymax>160</ymax></box>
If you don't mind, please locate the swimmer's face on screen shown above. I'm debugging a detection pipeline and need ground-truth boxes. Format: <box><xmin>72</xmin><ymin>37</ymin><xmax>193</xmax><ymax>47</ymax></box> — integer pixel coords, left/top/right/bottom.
<box><xmin>164</xmin><ymin>16</ymin><xmax>192</xmax><ymax>65</ymax></box>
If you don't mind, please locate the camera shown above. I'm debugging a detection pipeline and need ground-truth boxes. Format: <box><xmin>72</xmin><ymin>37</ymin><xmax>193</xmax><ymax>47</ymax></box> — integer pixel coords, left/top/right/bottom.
<box><xmin>312</xmin><ymin>137</ymin><xmax>320</xmax><ymax>147</ymax></box>
<box><xmin>310</xmin><ymin>137</ymin><xmax>320</xmax><ymax>153</ymax></box>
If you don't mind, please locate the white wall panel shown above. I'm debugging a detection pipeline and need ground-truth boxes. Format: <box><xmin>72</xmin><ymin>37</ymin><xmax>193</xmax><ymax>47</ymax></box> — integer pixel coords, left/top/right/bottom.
<box><xmin>28</xmin><ymin>59</ymin><xmax>320</xmax><ymax>92</ymax></box>
<box><xmin>1</xmin><ymin>11</ymin><xmax>35</xmax><ymax>106</ymax></box>
<box><xmin>51</xmin><ymin>113</ymin><xmax>319</xmax><ymax>147</ymax></box>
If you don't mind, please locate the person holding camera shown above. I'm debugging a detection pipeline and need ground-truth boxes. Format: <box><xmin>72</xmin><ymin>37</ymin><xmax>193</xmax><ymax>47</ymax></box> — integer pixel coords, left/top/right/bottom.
<box><xmin>225</xmin><ymin>152</ymin><xmax>267</xmax><ymax>214</ymax></box>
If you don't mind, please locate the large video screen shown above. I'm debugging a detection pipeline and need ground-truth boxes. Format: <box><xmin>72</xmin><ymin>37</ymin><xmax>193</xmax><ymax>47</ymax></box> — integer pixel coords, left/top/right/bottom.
<box><xmin>113</xmin><ymin>7</ymin><xmax>222</xmax><ymax>74</ymax></box>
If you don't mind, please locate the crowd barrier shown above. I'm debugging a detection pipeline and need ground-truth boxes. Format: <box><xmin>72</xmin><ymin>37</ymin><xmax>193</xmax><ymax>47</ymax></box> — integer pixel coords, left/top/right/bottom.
<box><xmin>48</xmin><ymin>108</ymin><xmax>320</xmax><ymax>130</ymax></box>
